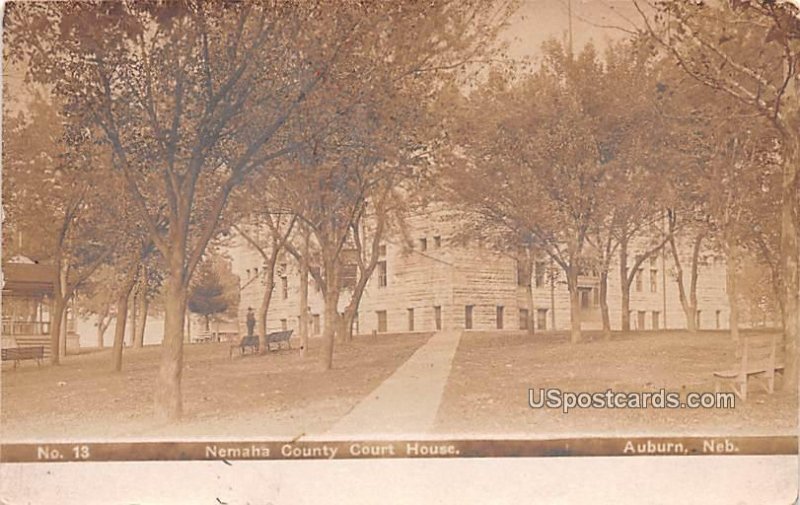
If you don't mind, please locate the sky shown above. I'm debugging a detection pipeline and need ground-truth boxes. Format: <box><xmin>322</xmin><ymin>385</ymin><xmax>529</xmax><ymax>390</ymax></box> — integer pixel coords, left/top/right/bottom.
<box><xmin>2</xmin><ymin>1</ymin><xmax>646</xmax><ymax>114</ymax></box>
<box><xmin>504</xmin><ymin>0</ymin><xmax>644</xmax><ymax>60</ymax></box>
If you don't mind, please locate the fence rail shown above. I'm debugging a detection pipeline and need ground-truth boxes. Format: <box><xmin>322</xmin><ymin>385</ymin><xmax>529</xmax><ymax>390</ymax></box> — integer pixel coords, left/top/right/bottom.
<box><xmin>1</xmin><ymin>321</ymin><xmax>50</xmax><ymax>336</ymax></box>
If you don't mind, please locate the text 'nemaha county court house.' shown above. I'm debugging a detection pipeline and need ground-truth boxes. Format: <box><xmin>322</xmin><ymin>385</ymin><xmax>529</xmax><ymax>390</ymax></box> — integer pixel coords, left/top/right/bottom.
<box><xmin>231</xmin><ymin>209</ymin><xmax>736</xmax><ymax>337</ymax></box>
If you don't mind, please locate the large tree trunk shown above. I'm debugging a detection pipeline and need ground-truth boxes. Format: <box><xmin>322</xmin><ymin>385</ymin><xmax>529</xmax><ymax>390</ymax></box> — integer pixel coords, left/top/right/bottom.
<box><xmin>726</xmin><ymin>239</ymin><xmax>740</xmax><ymax>343</ymax></box>
<box><xmin>341</xmin><ymin>304</ymin><xmax>356</xmax><ymax>342</ymax></box>
<box><xmin>298</xmin><ymin>232</ymin><xmax>310</xmax><ymax>358</ymax></box>
<box><xmin>59</xmin><ymin>307</ymin><xmax>68</xmax><ymax>358</ymax></box>
<box><xmin>335</xmin><ymin>312</ymin><xmax>347</xmax><ymax>344</ymax></box>
<box><xmin>526</xmin><ymin>280</ymin><xmax>535</xmax><ymax>336</ymax></box>
<box><xmin>682</xmin><ymin>291</ymin><xmax>698</xmax><ymax>332</ymax></box>
<box><xmin>320</xmin><ymin>256</ymin><xmax>340</xmax><ymax>370</ymax></box>
<box><xmin>600</xmin><ymin>269</ymin><xmax>611</xmax><ymax>340</ymax></box>
<box><xmin>57</xmin><ymin>264</ymin><xmax>69</xmax><ymax>359</ymax></box>
<box><xmin>520</xmin><ymin>255</ymin><xmax>535</xmax><ymax>336</ymax></box>
<box><xmin>154</xmin><ymin>249</ymin><xmax>188</xmax><ymax>422</ymax></box>
<box><xmin>668</xmin><ymin>234</ymin><xmax>701</xmax><ymax>333</ymax></box>
<box><xmin>133</xmin><ymin>265</ymin><xmax>148</xmax><ymax>348</ymax></box>
<box><xmin>566</xmin><ymin>266</ymin><xmax>581</xmax><ymax>344</ymax></box>
<box><xmin>48</xmin><ymin>254</ymin><xmax>70</xmax><ymax>364</ymax></box>
<box><xmin>342</xmin><ymin>305</ymin><xmax>358</xmax><ymax>342</ymax></box>
<box><xmin>342</xmin><ymin>268</ymin><xmax>375</xmax><ymax>342</ymax></box>
<box><xmin>111</xmin><ymin>295</ymin><xmax>128</xmax><ymax>372</ymax></box>
<box><xmin>257</xmin><ymin>253</ymin><xmax>278</xmax><ymax>355</ymax></box>
<box><xmin>128</xmin><ymin>288</ymin><xmax>137</xmax><ymax>347</ymax></box>
<box><xmin>779</xmin><ymin>138</ymin><xmax>799</xmax><ymax>392</ymax></box>
<box><xmin>112</xmin><ymin>265</ymin><xmax>138</xmax><ymax>372</ymax></box>
<box><xmin>549</xmin><ymin>260</ymin><xmax>557</xmax><ymax>330</ymax></box>
<box><xmin>768</xmin><ymin>258</ymin><xmax>786</xmax><ymax>332</ymax></box>
<box><xmin>619</xmin><ymin>237</ymin><xmax>631</xmax><ymax>332</ymax></box>
<box><xmin>343</xmin><ymin>215</ymin><xmax>387</xmax><ymax>342</ymax></box>
<box><xmin>688</xmin><ymin>233</ymin><xmax>703</xmax><ymax>331</ymax></box>
<box><xmin>134</xmin><ymin>283</ymin><xmax>148</xmax><ymax>348</ymax></box>
<box><xmin>96</xmin><ymin>310</ymin><xmax>111</xmax><ymax>348</ymax></box>
<box><xmin>185</xmin><ymin>307</ymin><xmax>191</xmax><ymax>344</ymax></box>
<box><xmin>49</xmin><ymin>293</ymin><xmax>67</xmax><ymax>365</ymax></box>
<box><xmin>321</xmin><ymin>288</ymin><xmax>340</xmax><ymax>370</ymax></box>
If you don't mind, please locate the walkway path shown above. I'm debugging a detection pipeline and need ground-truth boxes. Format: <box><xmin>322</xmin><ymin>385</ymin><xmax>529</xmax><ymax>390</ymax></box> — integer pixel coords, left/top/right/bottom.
<box><xmin>324</xmin><ymin>330</ymin><xmax>462</xmax><ymax>438</ymax></box>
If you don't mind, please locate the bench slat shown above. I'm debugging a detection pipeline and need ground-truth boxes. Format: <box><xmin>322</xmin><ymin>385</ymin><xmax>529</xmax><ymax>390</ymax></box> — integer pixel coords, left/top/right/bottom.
<box><xmin>2</xmin><ymin>347</ymin><xmax>44</xmax><ymax>359</ymax></box>
<box><xmin>230</xmin><ymin>331</ymin><xmax>294</xmax><ymax>357</ymax></box>
<box><xmin>713</xmin><ymin>335</ymin><xmax>784</xmax><ymax>401</ymax></box>
<box><xmin>229</xmin><ymin>336</ymin><xmax>259</xmax><ymax>358</ymax></box>
<box><xmin>267</xmin><ymin>330</ymin><xmax>292</xmax><ymax>343</ymax></box>
<box><xmin>714</xmin><ymin>363</ymin><xmax>785</xmax><ymax>379</ymax></box>
<box><xmin>2</xmin><ymin>346</ymin><xmax>44</xmax><ymax>367</ymax></box>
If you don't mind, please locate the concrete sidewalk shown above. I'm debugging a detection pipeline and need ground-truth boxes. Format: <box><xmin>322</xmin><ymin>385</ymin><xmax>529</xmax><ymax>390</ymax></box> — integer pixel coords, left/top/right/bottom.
<box><xmin>324</xmin><ymin>330</ymin><xmax>462</xmax><ymax>438</ymax></box>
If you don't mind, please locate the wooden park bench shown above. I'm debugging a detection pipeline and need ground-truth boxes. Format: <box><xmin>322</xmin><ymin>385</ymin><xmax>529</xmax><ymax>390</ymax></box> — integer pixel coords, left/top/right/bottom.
<box><xmin>192</xmin><ymin>332</ymin><xmax>214</xmax><ymax>344</ymax></box>
<box><xmin>266</xmin><ymin>329</ymin><xmax>293</xmax><ymax>351</ymax></box>
<box><xmin>1</xmin><ymin>346</ymin><xmax>44</xmax><ymax>368</ymax></box>
<box><xmin>229</xmin><ymin>336</ymin><xmax>259</xmax><ymax>358</ymax></box>
<box><xmin>713</xmin><ymin>334</ymin><xmax>784</xmax><ymax>401</ymax></box>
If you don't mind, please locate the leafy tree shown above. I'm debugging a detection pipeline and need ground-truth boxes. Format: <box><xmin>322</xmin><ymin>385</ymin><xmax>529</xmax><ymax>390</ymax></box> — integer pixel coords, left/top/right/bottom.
<box><xmin>635</xmin><ymin>0</ymin><xmax>800</xmax><ymax>388</ymax></box>
<box><xmin>638</xmin><ymin>58</ymin><xmax>783</xmax><ymax>337</ymax></box>
<box><xmin>109</xmin><ymin>240</ymin><xmax>153</xmax><ymax>372</ymax></box>
<box><xmin>3</xmin><ymin>96</ymin><xmax>117</xmax><ymax>364</ymax></box>
<box><xmin>232</xmin><ymin>200</ymin><xmax>296</xmax><ymax>354</ymax></box>
<box><xmin>738</xmin><ymin>255</ymin><xmax>783</xmax><ymax>327</ymax></box>
<box><xmin>75</xmin><ymin>265</ymin><xmax>118</xmax><ymax>348</ymax></box>
<box><xmin>188</xmin><ymin>256</ymin><xmax>238</xmax><ymax>332</ymax></box>
<box><xmin>263</xmin><ymin>2</ymin><xmax>513</xmax><ymax>370</ymax></box>
<box><xmin>6</xmin><ymin>0</ymin><xmax>517</xmax><ymax>419</ymax></box>
<box><xmin>583</xmin><ymin>40</ymin><xmax>673</xmax><ymax>337</ymax></box>
<box><xmin>279</xmin><ymin>105</ymin><xmax>436</xmax><ymax>369</ymax></box>
<box><xmin>4</xmin><ymin>0</ymin><xmax>350</xmax><ymax>418</ymax></box>
<box><xmin>132</xmin><ymin>257</ymin><xmax>166</xmax><ymax>348</ymax></box>
<box><xmin>444</xmin><ymin>40</ymin><xmax>671</xmax><ymax>343</ymax></box>
<box><xmin>279</xmin><ymin>144</ymin><xmax>399</xmax><ymax>369</ymax></box>
<box><xmin>695</xmin><ymin>118</ymin><xmax>780</xmax><ymax>341</ymax></box>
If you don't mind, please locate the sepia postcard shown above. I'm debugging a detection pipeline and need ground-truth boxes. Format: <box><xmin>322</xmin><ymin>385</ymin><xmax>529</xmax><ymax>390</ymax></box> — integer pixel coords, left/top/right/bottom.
<box><xmin>1</xmin><ymin>0</ymin><xmax>798</xmax><ymax>503</ymax></box>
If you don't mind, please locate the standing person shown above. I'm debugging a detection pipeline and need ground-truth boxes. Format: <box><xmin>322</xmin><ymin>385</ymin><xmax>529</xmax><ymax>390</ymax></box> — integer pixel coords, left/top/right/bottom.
<box><xmin>246</xmin><ymin>307</ymin><xmax>256</xmax><ymax>338</ymax></box>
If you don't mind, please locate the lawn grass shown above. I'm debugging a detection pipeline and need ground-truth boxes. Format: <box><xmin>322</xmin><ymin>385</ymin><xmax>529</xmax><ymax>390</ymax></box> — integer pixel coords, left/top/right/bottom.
<box><xmin>435</xmin><ymin>329</ymin><xmax>797</xmax><ymax>437</ymax></box>
<box><xmin>1</xmin><ymin>332</ymin><xmax>430</xmax><ymax>441</ymax></box>
<box><xmin>4</xmin><ymin>329</ymin><xmax>794</xmax><ymax>441</ymax></box>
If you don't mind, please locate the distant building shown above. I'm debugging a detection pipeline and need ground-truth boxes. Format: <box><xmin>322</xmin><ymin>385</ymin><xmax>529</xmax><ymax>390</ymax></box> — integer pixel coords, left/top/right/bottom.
<box><xmin>230</xmin><ymin>212</ymin><xmax>730</xmax><ymax>336</ymax></box>
<box><xmin>1</xmin><ymin>258</ymin><xmax>80</xmax><ymax>357</ymax></box>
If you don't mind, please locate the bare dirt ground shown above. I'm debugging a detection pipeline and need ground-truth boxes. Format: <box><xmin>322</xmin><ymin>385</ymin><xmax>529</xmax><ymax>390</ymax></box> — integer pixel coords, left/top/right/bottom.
<box><xmin>1</xmin><ymin>333</ymin><xmax>430</xmax><ymax>441</ymax></box>
<box><xmin>435</xmin><ymin>330</ymin><xmax>797</xmax><ymax>437</ymax></box>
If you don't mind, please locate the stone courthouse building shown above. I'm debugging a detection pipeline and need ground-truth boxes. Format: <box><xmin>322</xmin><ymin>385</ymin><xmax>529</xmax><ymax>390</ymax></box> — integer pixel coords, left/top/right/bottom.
<box><xmin>231</xmin><ymin>211</ymin><xmax>730</xmax><ymax>337</ymax></box>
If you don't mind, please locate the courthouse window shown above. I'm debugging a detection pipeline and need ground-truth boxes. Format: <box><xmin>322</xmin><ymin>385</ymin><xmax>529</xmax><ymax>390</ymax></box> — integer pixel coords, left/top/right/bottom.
<box><xmin>377</xmin><ymin>311</ymin><xmax>388</xmax><ymax>333</ymax></box>
<box><xmin>534</xmin><ymin>262</ymin><xmax>546</xmax><ymax>288</ymax></box>
<box><xmin>519</xmin><ymin>309</ymin><xmax>529</xmax><ymax>330</ymax></box>
<box><xmin>378</xmin><ymin>261</ymin><xmax>388</xmax><ymax>287</ymax></box>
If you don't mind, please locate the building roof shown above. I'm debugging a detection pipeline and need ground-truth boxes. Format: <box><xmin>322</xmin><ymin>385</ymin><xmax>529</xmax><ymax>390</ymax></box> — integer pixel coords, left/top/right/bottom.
<box><xmin>2</xmin><ymin>262</ymin><xmax>56</xmax><ymax>296</ymax></box>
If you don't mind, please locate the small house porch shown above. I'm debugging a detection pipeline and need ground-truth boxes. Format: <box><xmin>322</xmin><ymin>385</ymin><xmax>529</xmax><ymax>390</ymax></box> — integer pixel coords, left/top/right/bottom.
<box><xmin>2</xmin><ymin>260</ymin><xmax>80</xmax><ymax>359</ymax></box>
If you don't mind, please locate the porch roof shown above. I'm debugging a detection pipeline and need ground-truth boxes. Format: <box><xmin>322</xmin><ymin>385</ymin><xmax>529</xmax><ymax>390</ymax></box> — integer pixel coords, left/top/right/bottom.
<box><xmin>2</xmin><ymin>262</ymin><xmax>56</xmax><ymax>296</ymax></box>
